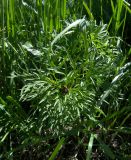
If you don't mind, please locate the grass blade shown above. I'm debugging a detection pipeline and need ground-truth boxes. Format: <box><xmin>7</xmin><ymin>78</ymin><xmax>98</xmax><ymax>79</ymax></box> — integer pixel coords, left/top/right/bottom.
<box><xmin>49</xmin><ymin>137</ymin><xmax>65</xmax><ymax>160</ymax></box>
<box><xmin>83</xmin><ymin>1</ymin><xmax>94</xmax><ymax>20</ymax></box>
<box><xmin>86</xmin><ymin>134</ymin><xmax>94</xmax><ymax>160</ymax></box>
<box><xmin>94</xmin><ymin>135</ymin><xmax>115</xmax><ymax>159</ymax></box>
<box><xmin>51</xmin><ymin>19</ymin><xmax>85</xmax><ymax>46</ymax></box>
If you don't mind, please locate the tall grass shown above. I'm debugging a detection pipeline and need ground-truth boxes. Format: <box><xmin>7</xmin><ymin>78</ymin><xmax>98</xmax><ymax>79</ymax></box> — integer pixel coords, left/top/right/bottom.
<box><xmin>0</xmin><ymin>0</ymin><xmax>131</xmax><ymax>159</ymax></box>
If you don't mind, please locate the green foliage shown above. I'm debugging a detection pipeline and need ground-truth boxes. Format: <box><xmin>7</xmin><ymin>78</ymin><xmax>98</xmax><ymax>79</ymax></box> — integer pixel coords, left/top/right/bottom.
<box><xmin>19</xmin><ymin>20</ymin><xmax>122</xmax><ymax>137</ymax></box>
<box><xmin>0</xmin><ymin>0</ymin><xmax>131</xmax><ymax>159</ymax></box>
<box><xmin>49</xmin><ymin>137</ymin><xmax>65</xmax><ymax>160</ymax></box>
<box><xmin>86</xmin><ymin>134</ymin><xmax>94</xmax><ymax>160</ymax></box>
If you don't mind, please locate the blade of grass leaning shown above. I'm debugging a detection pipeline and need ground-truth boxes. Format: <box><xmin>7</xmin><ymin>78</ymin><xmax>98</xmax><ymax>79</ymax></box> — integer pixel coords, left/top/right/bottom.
<box><xmin>83</xmin><ymin>1</ymin><xmax>94</xmax><ymax>20</ymax></box>
<box><xmin>107</xmin><ymin>0</ymin><xmax>128</xmax><ymax>34</ymax></box>
<box><xmin>110</xmin><ymin>0</ymin><xmax>115</xmax><ymax>13</ymax></box>
<box><xmin>115</xmin><ymin>127</ymin><xmax>131</xmax><ymax>134</ymax></box>
<box><xmin>123</xmin><ymin>0</ymin><xmax>130</xmax><ymax>7</ymax></box>
<box><xmin>1</xmin><ymin>0</ymin><xmax>6</xmax><ymax>89</ymax></box>
<box><xmin>100</xmin><ymin>0</ymin><xmax>103</xmax><ymax>21</ymax></box>
<box><xmin>6</xmin><ymin>0</ymin><xmax>10</xmax><ymax>37</ymax></box>
<box><xmin>63</xmin><ymin>0</ymin><xmax>66</xmax><ymax>19</ymax></box>
<box><xmin>115</xmin><ymin>0</ymin><xmax>123</xmax><ymax>33</ymax></box>
<box><xmin>1</xmin><ymin>131</ymin><xmax>10</xmax><ymax>143</ymax></box>
<box><xmin>86</xmin><ymin>134</ymin><xmax>94</xmax><ymax>160</ymax></box>
<box><xmin>2</xmin><ymin>0</ymin><xmax>5</xmax><ymax>54</ymax></box>
<box><xmin>101</xmin><ymin>106</ymin><xmax>131</xmax><ymax>126</ymax></box>
<box><xmin>94</xmin><ymin>135</ymin><xmax>115</xmax><ymax>159</ymax></box>
<box><xmin>43</xmin><ymin>0</ymin><xmax>49</xmax><ymax>32</ymax></box>
<box><xmin>9</xmin><ymin>0</ymin><xmax>15</xmax><ymax>38</ymax></box>
<box><xmin>0</xmin><ymin>104</ymin><xmax>10</xmax><ymax>117</ymax></box>
<box><xmin>120</xmin><ymin>113</ymin><xmax>131</xmax><ymax>127</ymax></box>
<box><xmin>49</xmin><ymin>137</ymin><xmax>65</xmax><ymax>160</ymax></box>
<box><xmin>6</xmin><ymin>96</ymin><xmax>27</xmax><ymax>118</ymax></box>
<box><xmin>0</xmin><ymin>97</ymin><xmax>7</xmax><ymax>106</ymax></box>
<box><xmin>123</xmin><ymin>2</ymin><xmax>131</xmax><ymax>14</ymax></box>
<box><xmin>122</xmin><ymin>5</ymin><xmax>127</xmax><ymax>37</ymax></box>
<box><xmin>51</xmin><ymin>18</ymin><xmax>85</xmax><ymax>46</ymax></box>
<box><xmin>0</xmin><ymin>125</ymin><xmax>14</xmax><ymax>143</ymax></box>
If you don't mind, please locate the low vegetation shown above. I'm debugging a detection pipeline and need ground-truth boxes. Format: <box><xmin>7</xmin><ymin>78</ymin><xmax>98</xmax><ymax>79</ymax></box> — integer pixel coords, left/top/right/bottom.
<box><xmin>0</xmin><ymin>0</ymin><xmax>131</xmax><ymax>159</ymax></box>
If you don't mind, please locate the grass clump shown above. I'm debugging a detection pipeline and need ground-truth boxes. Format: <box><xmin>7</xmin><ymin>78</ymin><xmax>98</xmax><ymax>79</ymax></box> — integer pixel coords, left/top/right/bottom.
<box><xmin>20</xmin><ymin>19</ymin><xmax>122</xmax><ymax>136</ymax></box>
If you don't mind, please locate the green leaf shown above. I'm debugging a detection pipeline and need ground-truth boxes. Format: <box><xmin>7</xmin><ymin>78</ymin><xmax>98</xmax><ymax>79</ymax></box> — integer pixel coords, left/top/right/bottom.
<box><xmin>94</xmin><ymin>135</ymin><xmax>115</xmax><ymax>159</ymax></box>
<box><xmin>0</xmin><ymin>97</ymin><xmax>7</xmax><ymax>106</ymax></box>
<box><xmin>0</xmin><ymin>104</ymin><xmax>10</xmax><ymax>117</ymax></box>
<box><xmin>86</xmin><ymin>134</ymin><xmax>94</xmax><ymax>160</ymax></box>
<box><xmin>83</xmin><ymin>1</ymin><xmax>94</xmax><ymax>20</ymax></box>
<box><xmin>115</xmin><ymin>127</ymin><xmax>131</xmax><ymax>134</ymax></box>
<box><xmin>49</xmin><ymin>137</ymin><xmax>65</xmax><ymax>160</ymax></box>
<box><xmin>22</xmin><ymin>42</ymin><xmax>42</xmax><ymax>56</ymax></box>
<box><xmin>1</xmin><ymin>131</ymin><xmax>10</xmax><ymax>143</ymax></box>
<box><xmin>51</xmin><ymin>19</ymin><xmax>85</xmax><ymax>46</ymax></box>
